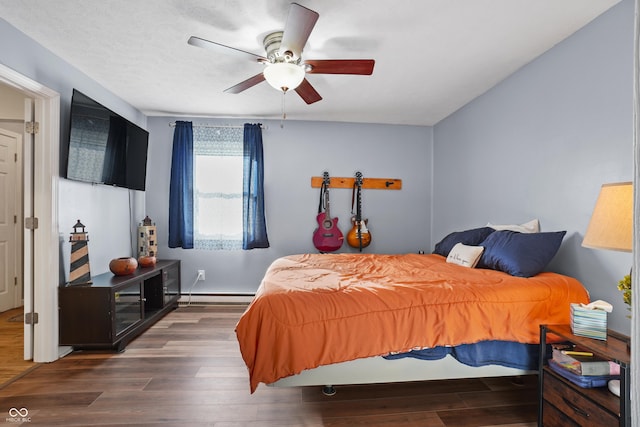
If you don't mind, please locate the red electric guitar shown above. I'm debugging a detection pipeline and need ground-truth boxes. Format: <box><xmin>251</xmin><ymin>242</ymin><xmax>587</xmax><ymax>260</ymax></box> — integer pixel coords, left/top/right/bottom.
<box><xmin>313</xmin><ymin>172</ymin><xmax>344</xmax><ymax>252</ymax></box>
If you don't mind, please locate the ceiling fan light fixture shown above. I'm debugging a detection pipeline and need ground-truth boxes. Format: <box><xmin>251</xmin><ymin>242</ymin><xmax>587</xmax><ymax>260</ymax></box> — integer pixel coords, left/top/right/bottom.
<box><xmin>263</xmin><ymin>62</ymin><xmax>305</xmax><ymax>92</ymax></box>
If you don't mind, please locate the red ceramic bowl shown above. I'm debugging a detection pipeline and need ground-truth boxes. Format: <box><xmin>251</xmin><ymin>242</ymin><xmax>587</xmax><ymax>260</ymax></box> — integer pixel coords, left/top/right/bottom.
<box><xmin>138</xmin><ymin>255</ymin><xmax>157</xmax><ymax>268</ymax></box>
<box><xmin>109</xmin><ymin>257</ymin><xmax>138</xmax><ymax>276</ymax></box>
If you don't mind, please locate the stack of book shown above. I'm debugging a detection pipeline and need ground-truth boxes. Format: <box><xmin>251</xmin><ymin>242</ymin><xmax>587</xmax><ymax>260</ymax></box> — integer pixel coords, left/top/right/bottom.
<box><xmin>548</xmin><ymin>344</ymin><xmax>619</xmax><ymax>388</ymax></box>
<box><xmin>570</xmin><ymin>303</ymin><xmax>607</xmax><ymax>340</ymax></box>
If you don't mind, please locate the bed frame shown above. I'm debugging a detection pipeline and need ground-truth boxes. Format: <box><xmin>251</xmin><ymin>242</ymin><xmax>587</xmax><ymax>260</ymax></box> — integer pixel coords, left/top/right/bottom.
<box><xmin>268</xmin><ymin>354</ymin><xmax>534</xmax><ymax>395</ymax></box>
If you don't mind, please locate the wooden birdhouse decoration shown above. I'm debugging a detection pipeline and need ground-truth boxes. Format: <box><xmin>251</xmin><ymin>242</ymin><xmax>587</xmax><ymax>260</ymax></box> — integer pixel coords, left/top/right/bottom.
<box><xmin>68</xmin><ymin>219</ymin><xmax>92</xmax><ymax>285</ymax></box>
<box><xmin>138</xmin><ymin>215</ymin><xmax>157</xmax><ymax>257</ymax></box>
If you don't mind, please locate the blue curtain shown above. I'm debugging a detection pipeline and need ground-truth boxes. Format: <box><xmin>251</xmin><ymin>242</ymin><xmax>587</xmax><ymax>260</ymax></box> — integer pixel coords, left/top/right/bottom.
<box><xmin>242</xmin><ymin>123</ymin><xmax>270</xmax><ymax>249</ymax></box>
<box><xmin>168</xmin><ymin>121</ymin><xmax>194</xmax><ymax>248</ymax></box>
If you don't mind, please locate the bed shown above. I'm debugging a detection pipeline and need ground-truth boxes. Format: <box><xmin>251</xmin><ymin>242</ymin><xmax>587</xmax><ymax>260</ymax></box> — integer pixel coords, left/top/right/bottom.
<box><xmin>235</xmin><ymin>228</ymin><xmax>590</xmax><ymax>394</ymax></box>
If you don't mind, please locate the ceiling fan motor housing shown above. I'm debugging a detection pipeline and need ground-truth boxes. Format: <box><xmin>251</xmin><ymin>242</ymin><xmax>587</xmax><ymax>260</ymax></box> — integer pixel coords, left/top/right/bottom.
<box><xmin>263</xmin><ymin>31</ymin><xmax>299</xmax><ymax>64</ymax></box>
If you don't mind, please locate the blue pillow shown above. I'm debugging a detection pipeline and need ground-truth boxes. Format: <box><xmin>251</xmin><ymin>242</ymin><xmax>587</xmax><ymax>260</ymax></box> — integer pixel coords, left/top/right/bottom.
<box><xmin>433</xmin><ymin>227</ymin><xmax>495</xmax><ymax>257</ymax></box>
<box><xmin>477</xmin><ymin>230</ymin><xmax>566</xmax><ymax>277</ymax></box>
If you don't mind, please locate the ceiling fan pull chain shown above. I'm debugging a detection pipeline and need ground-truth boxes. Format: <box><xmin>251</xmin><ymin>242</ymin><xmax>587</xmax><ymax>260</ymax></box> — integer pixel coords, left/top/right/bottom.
<box><xmin>280</xmin><ymin>91</ymin><xmax>287</xmax><ymax>128</ymax></box>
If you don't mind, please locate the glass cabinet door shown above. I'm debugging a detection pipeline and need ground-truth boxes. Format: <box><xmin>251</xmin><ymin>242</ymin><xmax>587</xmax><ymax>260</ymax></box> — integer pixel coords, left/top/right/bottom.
<box><xmin>164</xmin><ymin>265</ymin><xmax>180</xmax><ymax>304</ymax></box>
<box><xmin>114</xmin><ymin>281</ymin><xmax>142</xmax><ymax>336</ymax></box>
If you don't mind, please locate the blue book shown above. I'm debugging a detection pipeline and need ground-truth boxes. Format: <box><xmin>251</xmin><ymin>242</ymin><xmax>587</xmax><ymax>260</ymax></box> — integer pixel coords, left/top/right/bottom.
<box><xmin>548</xmin><ymin>359</ymin><xmax>618</xmax><ymax>388</ymax></box>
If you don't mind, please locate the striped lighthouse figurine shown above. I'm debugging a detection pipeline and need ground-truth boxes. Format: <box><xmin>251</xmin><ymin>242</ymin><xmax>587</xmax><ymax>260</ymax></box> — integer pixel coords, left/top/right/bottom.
<box><xmin>68</xmin><ymin>220</ymin><xmax>92</xmax><ymax>285</ymax></box>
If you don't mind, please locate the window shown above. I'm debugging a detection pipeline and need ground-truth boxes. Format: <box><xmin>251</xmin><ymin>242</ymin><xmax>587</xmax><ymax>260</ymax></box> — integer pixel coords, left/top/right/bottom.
<box><xmin>193</xmin><ymin>126</ymin><xmax>243</xmax><ymax>250</ymax></box>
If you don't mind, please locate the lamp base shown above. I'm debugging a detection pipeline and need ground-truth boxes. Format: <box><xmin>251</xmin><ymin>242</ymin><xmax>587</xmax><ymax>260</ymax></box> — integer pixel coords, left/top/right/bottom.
<box><xmin>608</xmin><ymin>379</ymin><xmax>620</xmax><ymax>397</ymax></box>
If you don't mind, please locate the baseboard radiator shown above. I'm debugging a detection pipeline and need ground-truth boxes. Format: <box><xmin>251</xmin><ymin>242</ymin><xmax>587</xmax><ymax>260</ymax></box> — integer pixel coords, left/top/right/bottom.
<box><xmin>177</xmin><ymin>294</ymin><xmax>254</xmax><ymax>306</ymax></box>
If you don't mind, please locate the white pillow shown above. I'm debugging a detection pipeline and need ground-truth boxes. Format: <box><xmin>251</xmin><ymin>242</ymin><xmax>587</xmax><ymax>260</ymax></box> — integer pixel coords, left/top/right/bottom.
<box><xmin>446</xmin><ymin>243</ymin><xmax>484</xmax><ymax>268</ymax></box>
<box><xmin>487</xmin><ymin>219</ymin><xmax>540</xmax><ymax>233</ymax></box>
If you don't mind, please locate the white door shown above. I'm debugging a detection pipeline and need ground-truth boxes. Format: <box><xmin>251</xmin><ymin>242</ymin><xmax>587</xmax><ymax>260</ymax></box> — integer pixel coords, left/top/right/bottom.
<box><xmin>0</xmin><ymin>128</ymin><xmax>21</xmax><ymax>312</ymax></box>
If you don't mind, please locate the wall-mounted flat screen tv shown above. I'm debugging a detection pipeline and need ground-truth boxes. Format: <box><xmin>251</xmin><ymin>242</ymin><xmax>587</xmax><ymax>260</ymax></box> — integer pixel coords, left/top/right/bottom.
<box><xmin>65</xmin><ymin>89</ymin><xmax>149</xmax><ymax>191</ymax></box>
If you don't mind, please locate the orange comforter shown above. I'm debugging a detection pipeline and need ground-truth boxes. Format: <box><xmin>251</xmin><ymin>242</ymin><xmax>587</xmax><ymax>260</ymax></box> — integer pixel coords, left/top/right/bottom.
<box><xmin>236</xmin><ymin>253</ymin><xmax>589</xmax><ymax>392</ymax></box>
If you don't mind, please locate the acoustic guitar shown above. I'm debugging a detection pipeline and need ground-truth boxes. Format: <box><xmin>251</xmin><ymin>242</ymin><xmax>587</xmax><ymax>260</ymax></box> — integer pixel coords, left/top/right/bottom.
<box><xmin>313</xmin><ymin>172</ymin><xmax>344</xmax><ymax>252</ymax></box>
<box><xmin>347</xmin><ymin>171</ymin><xmax>371</xmax><ymax>250</ymax></box>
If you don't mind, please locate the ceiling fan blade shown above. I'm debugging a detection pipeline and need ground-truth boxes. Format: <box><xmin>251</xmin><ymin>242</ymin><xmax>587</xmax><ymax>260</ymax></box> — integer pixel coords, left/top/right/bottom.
<box><xmin>224</xmin><ymin>73</ymin><xmax>266</xmax><ymax>94</ymax></box>
<box><xmin>188</xmin><ymin>36</ymin><xmax>267</xmax><ymax>63</ymax></box>
<box><xmin>304</xmin><ymin>59</ymin><xmax>375</xmax><ymax>75</ymax></box>
<box><xmin>294</xmin><ymin>78</ymin><xmax>322</xmax><ymax>104</ymax></box>
<box><xmin>279</xmin><ymin>3</ymin><xmax>319</xmax><ymax>60</ymax></box>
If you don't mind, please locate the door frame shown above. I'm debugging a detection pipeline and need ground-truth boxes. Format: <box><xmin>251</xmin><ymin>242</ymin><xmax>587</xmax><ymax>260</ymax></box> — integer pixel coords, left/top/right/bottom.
<box><xmin>0</xmin><ymin>63</ymin><xmax>60</xmax><ymax>363</ymax></box>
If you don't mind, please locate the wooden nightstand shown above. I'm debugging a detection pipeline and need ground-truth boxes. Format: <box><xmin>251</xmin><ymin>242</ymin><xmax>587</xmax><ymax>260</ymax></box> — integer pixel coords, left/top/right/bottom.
<box><xmin>538</xmin><ymin>324</ymin><xmax>630</xmax><ymax>426</ymax></box>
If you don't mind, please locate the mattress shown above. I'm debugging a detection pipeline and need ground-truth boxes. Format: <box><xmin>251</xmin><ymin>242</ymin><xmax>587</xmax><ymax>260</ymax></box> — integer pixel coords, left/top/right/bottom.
<box><xmin>236</xmin><ymin>253</ymin><xmax>589</xmax><ymax>392</ymax></box>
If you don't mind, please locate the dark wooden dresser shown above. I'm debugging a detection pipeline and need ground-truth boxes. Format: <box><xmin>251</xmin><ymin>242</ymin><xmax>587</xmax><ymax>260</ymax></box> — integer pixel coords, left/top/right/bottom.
<box><xmin>59</xmin><ymin>259</ymin><xmax>181</xmax><ymax>352</ymax></box>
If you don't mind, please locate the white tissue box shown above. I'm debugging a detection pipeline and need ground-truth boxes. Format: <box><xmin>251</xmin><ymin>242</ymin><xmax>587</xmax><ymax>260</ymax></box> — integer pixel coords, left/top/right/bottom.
<box><xmin>570</xmin><ymin>303</ymin><xmax>607</xmax><ymax>340</ymax></box>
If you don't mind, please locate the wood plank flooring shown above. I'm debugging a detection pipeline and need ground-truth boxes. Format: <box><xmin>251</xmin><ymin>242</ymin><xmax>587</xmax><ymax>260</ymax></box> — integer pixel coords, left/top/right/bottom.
<box><xmin>0</xmin><ymin>304</ymin><xmax>538</xmax><ymax>426</ymax></box>
<box><xmin>0</xmin><ymin>307</ymin><xmax>36</xmax><ymax>386</ymax></box>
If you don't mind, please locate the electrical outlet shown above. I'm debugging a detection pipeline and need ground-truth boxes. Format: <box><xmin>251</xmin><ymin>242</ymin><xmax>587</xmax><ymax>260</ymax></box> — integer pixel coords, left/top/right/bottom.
<box><xmin>197</xmin><ymin>270</ymin><xmax>205</xmax><ymax>281</ymax></box>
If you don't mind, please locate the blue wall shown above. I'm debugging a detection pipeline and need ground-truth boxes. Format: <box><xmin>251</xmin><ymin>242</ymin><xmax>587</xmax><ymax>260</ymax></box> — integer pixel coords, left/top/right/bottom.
<box><xmin>146</xmin><ymin>118</ymin><xmax>432</xmax><ymax>294</ymax></box>
<box><xmin>433</xmin><ymin>0</ymin><xmax>633</xmax><ymax>334</ymax></box>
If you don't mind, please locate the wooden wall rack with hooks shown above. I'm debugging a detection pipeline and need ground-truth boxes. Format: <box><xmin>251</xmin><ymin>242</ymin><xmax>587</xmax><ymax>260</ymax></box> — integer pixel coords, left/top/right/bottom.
<box><xmin>311</xmin><ymin>176</ymin><xmax>402</xmax><ymax>190</ymax></box>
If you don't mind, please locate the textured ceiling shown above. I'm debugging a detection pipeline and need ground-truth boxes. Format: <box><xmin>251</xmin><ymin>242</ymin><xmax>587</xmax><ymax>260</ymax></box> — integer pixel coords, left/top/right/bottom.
<box><xmin>0</xmin><ymin>0</ymin><xmax>620</xmax><ymax>126</ymax></box>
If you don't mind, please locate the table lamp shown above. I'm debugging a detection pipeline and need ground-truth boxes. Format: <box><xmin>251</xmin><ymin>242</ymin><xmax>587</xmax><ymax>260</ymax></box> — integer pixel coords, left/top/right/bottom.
<box><xmin>582</xmin><ymin>181</ymin><xmax>633</xmax><ymax>397</ymax></box>
<box><xmin>583</xmin><ymin>182</ymin><xmax>633</xmax><ymax>252</ymax></box>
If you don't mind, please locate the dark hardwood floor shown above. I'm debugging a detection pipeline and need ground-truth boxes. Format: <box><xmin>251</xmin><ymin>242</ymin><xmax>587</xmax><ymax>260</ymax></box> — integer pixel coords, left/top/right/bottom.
<box><xmin>0</xmin><ymin>304</ymin><xmax>538</xmax><ymax>426</ymax></box>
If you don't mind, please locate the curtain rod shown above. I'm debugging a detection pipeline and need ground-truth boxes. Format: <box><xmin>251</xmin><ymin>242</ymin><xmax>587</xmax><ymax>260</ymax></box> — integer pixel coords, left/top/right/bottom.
<box><xmin>168</xmin><ymin>122</ymin><xmax>266</xmax><ymax>130</ymax></box>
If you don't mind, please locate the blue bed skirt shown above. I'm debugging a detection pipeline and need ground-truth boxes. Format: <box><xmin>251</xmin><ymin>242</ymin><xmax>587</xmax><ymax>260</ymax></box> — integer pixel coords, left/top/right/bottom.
<box><xmin>383</xmin><ymin>340</ymin><xmax>549</xmax><ymax>371</ymax></box>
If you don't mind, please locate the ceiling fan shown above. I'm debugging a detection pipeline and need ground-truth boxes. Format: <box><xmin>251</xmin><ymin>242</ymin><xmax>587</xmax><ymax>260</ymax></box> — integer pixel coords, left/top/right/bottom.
<box><xmin>187</xmin><ymin>2</ymin><xmax>375</xmax><ymax>105</ymax></box>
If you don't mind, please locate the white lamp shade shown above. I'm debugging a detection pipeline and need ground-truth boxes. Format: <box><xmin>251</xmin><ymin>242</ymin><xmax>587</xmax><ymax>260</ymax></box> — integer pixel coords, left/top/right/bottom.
<box><xmin>263</xmin><ymin>63</ymin><xmax>305</xmax><ymax>92</ymax></box>
<box><xmin>582</xmin><ymin>182</ymin><xmax>633</xmax><ymax>252</ymax></box>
